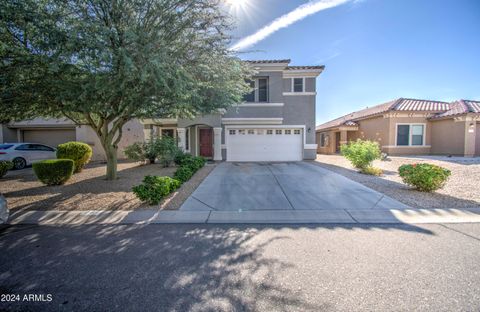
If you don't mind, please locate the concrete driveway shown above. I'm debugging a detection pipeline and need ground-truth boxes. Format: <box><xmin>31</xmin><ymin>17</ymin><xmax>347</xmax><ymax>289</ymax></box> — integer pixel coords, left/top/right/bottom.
<box><xmin>180</xmin><ymin>162</ymin><xmax>410</xmax><ymax>211</ymax></box>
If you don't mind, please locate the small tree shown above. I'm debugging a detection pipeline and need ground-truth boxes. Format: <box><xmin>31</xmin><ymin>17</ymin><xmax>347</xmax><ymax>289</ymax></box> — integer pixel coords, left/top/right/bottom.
<box><xmin>0</xmin><ymin>0</ymin><xmax>251</xmax><ymax>180</ymax></box>
<box><xmin>341</xmin><ymin>139</ymin><xmax>381</xmax><ymax>170</ymax></box>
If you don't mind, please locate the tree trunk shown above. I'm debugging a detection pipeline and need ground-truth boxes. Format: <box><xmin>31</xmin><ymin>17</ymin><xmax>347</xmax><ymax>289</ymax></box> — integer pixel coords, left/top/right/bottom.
<box><xmin>105</xmin><ymin>144</ymin><xmax>118</xmax><ymax>180</ymax></box>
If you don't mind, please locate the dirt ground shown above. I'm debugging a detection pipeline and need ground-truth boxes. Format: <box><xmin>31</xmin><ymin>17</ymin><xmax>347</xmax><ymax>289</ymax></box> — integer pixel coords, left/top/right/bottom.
<box><xmin>314</xmin><ymin>154</ymin><xmax>480</xmax><ymax>209</ymax></box>
<box><xmin>0</xmin><ymin>161</ymin><xmax>214</xmax><ymax>212</ymax></box>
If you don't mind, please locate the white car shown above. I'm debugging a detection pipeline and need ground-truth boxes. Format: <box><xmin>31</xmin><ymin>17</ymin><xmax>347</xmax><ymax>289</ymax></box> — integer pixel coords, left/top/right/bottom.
<box><xmin>0</xmin><ymin>143</ymin><xmax>57</xmax><ymax>169</ymax></box>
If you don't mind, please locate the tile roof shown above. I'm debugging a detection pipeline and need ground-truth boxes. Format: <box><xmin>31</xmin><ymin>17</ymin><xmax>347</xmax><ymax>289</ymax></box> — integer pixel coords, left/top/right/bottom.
<box><xmin>317</xmin><ymin>98</ymin><xmax>480</xmax><ymax>131</ymax></box>
<box><xmin>430</xmin><ymin>100</ymin><xmax>480</xmax><ymax>119</ymax></box>
<box><xmin>245</xmin><ymin>59</ymin><xmax>291</xmax><ymax>64</ymax></box>
<box><xmin>286</xmin><ymin>65</ymin><xmax>325</xmax><ymax>70</ymax></box>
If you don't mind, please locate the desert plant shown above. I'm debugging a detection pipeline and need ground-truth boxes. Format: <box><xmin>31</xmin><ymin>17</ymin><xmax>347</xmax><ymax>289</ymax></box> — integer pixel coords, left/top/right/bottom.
<box><xmin>0</xmin><ymin>161</ymin><xmax>13</xmax><ymax>178</ymax></box>
<box><xmin>132</xmin><ymin>175</ymin><xmax>181</xmax><ymax>205</ymax></box>
<box><xmin>398</xmin><ymin>163</ymin><xmax>451</xmax><ymax>192</ymax></box>
<box><xmin>361</xmin><ymin>166</ymin><xmax>383</xmax><ymax>176</ymax></box>
<box><xmin>341</xmin><ymin>139</ymin><xmax>381</xmax><ymax>170</ymax></box>
<box><xmin>173</xmin><ymin>166</ymin><xmax>193</xmax><ymax>183</ymax></box>
<box><xmin>32</xmin><ymin>159</ymin><xmax>74</xmax><ymax>185</ymax></box>
<box><xmin>156</xmin><ymin>136</ymin><xmax>181</xmax><ymax>167</ymax></box>
<box><xmin>124</xmin><ymin>142</ymin><xmax>146</xmax><ymax>162</ymax></box>
<box><xmin>56</xmin><ymin>142</ymin><xmax>92</xmax><ymax>173</ymax></box>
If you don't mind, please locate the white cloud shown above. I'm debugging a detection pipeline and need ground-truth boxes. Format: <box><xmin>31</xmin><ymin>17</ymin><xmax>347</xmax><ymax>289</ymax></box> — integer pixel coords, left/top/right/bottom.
<box><xmin>230</xmin><ymin>0</ymin><xmax>352</xmax><ymax>51</ymax></box>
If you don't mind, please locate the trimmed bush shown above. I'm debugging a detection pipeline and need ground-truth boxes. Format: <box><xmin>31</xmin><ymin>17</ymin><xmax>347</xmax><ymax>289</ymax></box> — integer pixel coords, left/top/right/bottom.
<box><xmin>398</xmin><ymin>163</ymin><xmax>451</xmax><ymax>192</ymax></box>
<box><xmin>360</xmin><ymin>166</ymin><xmax>383</xmax><ymax>176</ymax></box>
<box><xmin>33</xmin><ymin>159</ymin><xmax>74</xmax><ymax>185</ymax></box>
<box><xmin>124</xmin><ymin>137</ymin><xmax>181</xmax><ymax>166</ymax></box>
<box><xmin>56</xmin><ymin>142</ymin><xmax>92</xmax><ymax>173</ymax></box>
<box><xmin>124</xmin><ymin>142</ymin><xmax>145</xmax><ymax>162</ymax></box>
<box><xmin>341</xmin><ymin>139</ymin><xmax>381</xmax><ymax>170</ymax></box>
<box><xmin>132</xmin><ymin>175</ymin><xmax>181</xmax><ymax>205</ymax></box>
<box><xmin>182</xmin><ymin>156</ymin><xmax>206</xmax><ymax>172</ymax></box>
<box><xmin>0</xmin><ymin>161</ymin><xmax>13</xmax><ymax>178</ymax></box>
<box><xmin>173</xmin><ymin>166</ymin><xmax>193</xmax><ymax>183</ymax></box>
<box><xmin>174</xmin><ymin>151</ymin><xmax>193</xmax><ymax>166</ymax></box>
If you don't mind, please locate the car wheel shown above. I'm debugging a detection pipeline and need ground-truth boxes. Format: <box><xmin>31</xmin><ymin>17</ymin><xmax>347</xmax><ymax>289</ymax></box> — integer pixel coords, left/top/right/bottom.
<box><xmin>12</xmin><ymin>157</ymin><xmax>27</xmax><ymax>170</ymax></box>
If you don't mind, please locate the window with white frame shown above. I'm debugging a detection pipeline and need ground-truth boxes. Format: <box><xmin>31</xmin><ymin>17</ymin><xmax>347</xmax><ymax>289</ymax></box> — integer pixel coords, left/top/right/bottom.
<box><xmin>238</xmin><ymin>129</ymin><xmax>245</xmax><ymax>135</ymax></box>
<box><xmin>275</xmin><ymin>129</ymin><xmax>282</xmax><ymax>135</ymax></box>
<box><xmin>396</xmin><ymin>124</ymin><xmax>425</xmax><ymax>146</ymax></box>
<box><xmin>243</xmin><ymin>77</ymin><xmax>269</xmax><ymax>102</ymax></box>
<box><xmin>248</xmin><ymin>129</ymin><xmax>255</xmax><ymax>135</ymax></box>
<box><xmin>257</xmin><ymin>129</ymin><xmax>264</xmax><ymax>135</ymax></box>
<box><xmin>266</xmin><ymin>130</ymin><xmax>273</xmax><ymax>135</ymax></box>
<box><xmin>294</xmin><ymin>129</ymin><xmax>301</xmax><ymax>135</ymax></box>
<box><xmin>293</xmin><ymin>78</ymin><xmax>304</xmax><ymax>92</ymax></box>
<box><xmin>285</xmin><ymin>129</ymin><xmax>292</xmax><ymax>135</ymax></box>
<box><xmin>229</xmin><ymin>129</ymin><xmax>236</xmax><ymax>135</ymax></box>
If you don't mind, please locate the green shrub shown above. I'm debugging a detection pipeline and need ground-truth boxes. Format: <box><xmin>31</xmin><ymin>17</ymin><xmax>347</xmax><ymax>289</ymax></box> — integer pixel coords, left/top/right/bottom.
<box><xmin>341</xmin><ymin>139</ymin><xmax>381</xmax><ymax>170</ymax></box>
<box><xmin>174</xmin><ymin>151</ymin><xmax>193</xmax><ymax>166</ymax></box>
<box><xmin>124</xmin><ymin>142</ymin><xmax>145</xmax><ymax>162</ymax></box>
<box><xmin>360</xmin><ymin>166</ymin><xmax>383</xmax><ymax>176</ymax></box>
<box><xmin>56</xmin><ymin>142</ymin><xmax>92</xmax><ymax>173</ymax></box>
<box><xmin>398</xmin><ymin>163</ymin><xmax>451</xmax><ymax>192</ymax></box>
<box><xmin>182</xmin><ymin>156</ymin><xmax>206</xmax><ymax>172</ymax></box>
<box><xmin>0</xmin><ymin>161</ymin><xmax>13</xmax><ymax>178</ymax></box>
<box><xmin>132</xmin><ymin>175</ymin><xmax>181</xmax><ymax>205</ymax></box>
<box><xmin>173</xmin><ymin>166</ymin><xmax>193</xmax><ymax>183</ymax></box>
<box><xmin>124</xmin><ymin>137</ymin><xmax>181</xmax><ymax>166</ymax></box>
<box><xmin>32</xmin><ymin>159</ymin><xmax>74</xmax><ymax>185</ymax></box>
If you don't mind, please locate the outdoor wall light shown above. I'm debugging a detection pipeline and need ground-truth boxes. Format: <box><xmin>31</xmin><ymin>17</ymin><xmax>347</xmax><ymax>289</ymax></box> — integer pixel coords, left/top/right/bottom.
<box><xmin>468</xmin><ymin>123</ymin><xmax>475</xmax><ymax>133</ymax></box>
<box><xmin>307</xmin><ymin>127</ymin><xmax>311</xmax><ymax>133</ymax></box>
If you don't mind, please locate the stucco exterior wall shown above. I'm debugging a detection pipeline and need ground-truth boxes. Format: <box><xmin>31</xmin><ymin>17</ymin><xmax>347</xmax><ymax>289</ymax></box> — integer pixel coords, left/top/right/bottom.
<box><xmin>316</xmin><ymin>130</ymin><xmax>336</xmax><ymax>154</ymax></box>
<box><xmin>476</xmin><ymin>123</ymin><xmax>480</xmax><ymax>156</ymax></box>
<box><xmin>356</xmin><ymin>116</ymin><xmax>389</xmax><ymax>147</ymax></box>
<box><xmin>0</xmin><ymin>125</ymin><xmax>17</xmax><ymax>143</ymax></box>
<box><xmin>430</xmin><ymin>119</ymin><xmax>465</xmax><ymax>155</ymax></box>
<box><xmin>76</xmin><ymin>119</ymin><xmax>145</xmax><ymax>161</ymax></box>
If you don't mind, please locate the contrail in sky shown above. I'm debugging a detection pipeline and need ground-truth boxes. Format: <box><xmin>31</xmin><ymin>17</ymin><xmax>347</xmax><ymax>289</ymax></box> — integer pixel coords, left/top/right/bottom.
<box><xmin>231</xmin><ymin>0</ymin><xmax>352</xmax><ymax>51</ymax></box>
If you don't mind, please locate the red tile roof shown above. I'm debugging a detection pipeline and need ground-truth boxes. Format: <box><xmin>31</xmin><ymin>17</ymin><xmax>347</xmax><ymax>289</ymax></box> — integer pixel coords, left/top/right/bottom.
<box><xmin>430</xmin><ymin>100</ymin><xmax>480</xmax><ymax>119</ymax></box>
<box><xmin>317</xmin><ymin>98</ymin><xmax>480</xmax><ymax>131</ymax></box>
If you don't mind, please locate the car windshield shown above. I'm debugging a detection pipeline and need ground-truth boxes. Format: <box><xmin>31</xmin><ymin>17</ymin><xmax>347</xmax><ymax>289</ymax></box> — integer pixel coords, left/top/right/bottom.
<box><xmin>0</xmin><ymin>144</ymin><xmax>14</xmax><ymax>150</ymax></box>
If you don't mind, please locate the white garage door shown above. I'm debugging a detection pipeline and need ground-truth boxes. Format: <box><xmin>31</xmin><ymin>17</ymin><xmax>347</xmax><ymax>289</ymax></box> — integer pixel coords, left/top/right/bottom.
<box><xmin>23</xmin><ymin>129</ymin><xmax>76</xmax><ymax>148</ymax></box>
<box><xmin>226</xmin><ymin>128</ymin><xmax>303</xmax><ymax>161</ymax></box>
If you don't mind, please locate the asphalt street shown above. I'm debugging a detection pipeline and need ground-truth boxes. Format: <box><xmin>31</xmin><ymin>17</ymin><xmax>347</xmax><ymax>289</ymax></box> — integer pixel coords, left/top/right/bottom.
<box><xmin>1</xmin><ymin>223</ymin><xmax>480</xmax><ymax>311</ymax></box>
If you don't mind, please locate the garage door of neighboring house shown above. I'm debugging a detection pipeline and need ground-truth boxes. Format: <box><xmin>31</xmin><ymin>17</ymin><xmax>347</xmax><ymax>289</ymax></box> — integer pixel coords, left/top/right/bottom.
<box><xmin>226</xmin><ymin>128</ymin><xmax>303</xmax><ymax>162</ymax></box>
<box><xmin>23</xmin><ymin>129</ymin><xmax>76</xmax><ymax>148</ymax></box>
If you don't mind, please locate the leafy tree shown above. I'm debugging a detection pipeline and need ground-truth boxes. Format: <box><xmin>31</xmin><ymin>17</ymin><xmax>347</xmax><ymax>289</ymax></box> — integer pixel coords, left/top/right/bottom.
<box><xmin>0</xmin><ymin>0</ymin><xmax>251</xmax><ymax>179</ymax></box>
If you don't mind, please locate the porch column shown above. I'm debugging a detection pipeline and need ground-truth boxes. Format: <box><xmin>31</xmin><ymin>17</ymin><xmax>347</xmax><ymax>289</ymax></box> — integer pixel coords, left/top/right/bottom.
<box><xmin>213</xmin><ymin>127</ymin><xmax>222</xmax><ymax>161</ymax></box>
<box><xmin>177</xmin><ymin>128</ymin><xmax>186</xmax><ymax>152</ymax></box>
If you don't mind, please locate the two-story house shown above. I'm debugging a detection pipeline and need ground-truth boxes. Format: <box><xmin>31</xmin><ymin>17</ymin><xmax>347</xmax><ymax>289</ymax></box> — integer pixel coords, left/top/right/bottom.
<box><xmin>142</xmin><ymin>59</ymin><xmax>324</xmax><ymax>162</ymax></box>
<box><xmin>1</xmin><ymin>59</ymin><xmax>324</xmax><ymax>162</ymax></box>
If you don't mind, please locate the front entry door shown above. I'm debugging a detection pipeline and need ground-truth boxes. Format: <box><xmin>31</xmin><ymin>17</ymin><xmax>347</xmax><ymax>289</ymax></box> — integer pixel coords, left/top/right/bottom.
<box><xmin>199</xmin><ymin>128</ymin><xmax>213</xmax><ymax>157</ymax></box>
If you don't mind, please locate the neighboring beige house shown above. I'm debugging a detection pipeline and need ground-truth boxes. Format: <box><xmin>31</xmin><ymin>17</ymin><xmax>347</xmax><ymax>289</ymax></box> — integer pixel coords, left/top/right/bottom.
<box><xmin>316</xmin><ymin>98</ymin><xmax>480</xmax><ymax>157</ymax></box>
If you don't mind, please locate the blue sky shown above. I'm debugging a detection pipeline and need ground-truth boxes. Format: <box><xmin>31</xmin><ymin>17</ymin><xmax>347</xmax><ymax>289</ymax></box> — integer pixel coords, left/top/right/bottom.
<box><xmin>227</xmin><ymin>0</ymin><xmax>480</xmax><ymax>125</ymax></box>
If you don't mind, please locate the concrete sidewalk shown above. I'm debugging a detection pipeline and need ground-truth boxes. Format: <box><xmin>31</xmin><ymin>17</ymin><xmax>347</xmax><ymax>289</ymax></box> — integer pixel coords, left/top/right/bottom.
<box><xmin>7</xmin><ymin>207</ymin><xmax>480</xmax><ymax>225</ymax></box>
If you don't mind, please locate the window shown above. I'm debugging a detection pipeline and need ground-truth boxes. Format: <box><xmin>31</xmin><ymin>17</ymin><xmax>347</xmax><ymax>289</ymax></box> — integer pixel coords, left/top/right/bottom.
<box><xmin>275</xmin><ymin>129</ymin><xmax>282</xmax><ymax>135</ymax></box>
<box><xmin>243</xmin><ymin>79</ymin><xmax>255</xmax><ymax>102</ymax></box>
<box><xmin>185</xmin><ymin>128</ymin><xmax>189</xmax><ymax>150</ymax></box>
<box><xmin>294</xmin><ymin>129</ymin><xmax>301</xmax><ymax>135</ymax></box>
<box><xmin>162</xmin><ymin>129</ymin><xmax>174</xmax><ymax>138</ymax></box>
<box><xmin>229</xmin><ymin>129</ymin><xmax>236</xmax><ymax>135</ymax></box>
<box><xmin>15</xmin><ymin>144</ymin><xmax>32</xmax><ymax>151</ymax></box>
<box><xmin>285</xmin><ymin>130</ymin><xmax>292</xmax><ymax>135</ymax></box>
<box><xmin>238</xmin><ymin>129</ymin><xmax>245</xmax><ymax>135</ymax></box>
<box><xmin>257</xmin><ymin>129</ymin><xmax>264</xmax><ymax>135</ymax></box>
<box><xmin>293</xmin><ymin>78</ymin><xmax>304</xmax><ymax>92</ymax></box>
<box><xmin>242</xmin><ymin>78</ymin><xmax>268</xmax><ymax>102</ymax></box>
<box><xmin>266</xmin><ymin>130</ymin><xmax>273</xmax><ymax>135</ymax></box>
<box><xmin>248</xmin><ymin>129</ymin><xmax>255</xmax><ymax>135</ymax></box>
<box><xmin>32</xmin><ymin>144</ymin><xmax>54</xmax><ymax>151</ymax></box>
<box><xmin>0</xmin><ymin>144</ymin><xmax>14</xmax><ymax>150</ymax></box>
<box><xmin>396</xmin><ymin>124</ymin><xmax>425</xmax><ymax>146</ymax></box>
<box><xmin>320</xmin><ymin>133</ymin><xmax>325</xmax><ymax>147</ymax></box>
<box><xmin>258</xmin><ymin>78</ymin><xmax>268</xmax><ymax>102</ymax></box>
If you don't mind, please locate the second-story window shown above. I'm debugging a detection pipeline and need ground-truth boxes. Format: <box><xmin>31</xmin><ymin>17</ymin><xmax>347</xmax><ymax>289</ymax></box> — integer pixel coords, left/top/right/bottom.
<box><xmin>243</xmin><ymin>78</ymin><xmax>268</xmax><ymax>102</ymax></box>
<box><xmin>258</xmin><ymin>78</ymin><xmax>268</xmax><ymax>102</ymax></box>
<box><xmin>293</xmin><ymin>78</ymin><xmax>304</xmax><ymax>92</ymax></box>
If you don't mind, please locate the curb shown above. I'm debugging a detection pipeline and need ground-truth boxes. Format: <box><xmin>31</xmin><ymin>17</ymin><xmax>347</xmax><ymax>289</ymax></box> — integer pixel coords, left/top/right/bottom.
<box><xmin>6</xmin><ymin>208</ymin><xmax>480</xmax><ymax>225</ymax></box>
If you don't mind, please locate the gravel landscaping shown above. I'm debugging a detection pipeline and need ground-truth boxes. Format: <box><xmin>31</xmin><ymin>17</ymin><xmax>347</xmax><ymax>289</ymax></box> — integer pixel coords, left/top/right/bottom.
<box><xmin>314</xmin><ymin>155</ymin><xmax>480</xmax><ymax>209</ymax></box>
<box><xmin>0</xmin><ymin>161</ymin><xmax>215</xmax><ymax>212</ymax></box>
